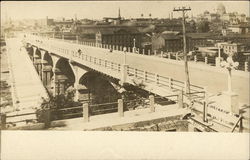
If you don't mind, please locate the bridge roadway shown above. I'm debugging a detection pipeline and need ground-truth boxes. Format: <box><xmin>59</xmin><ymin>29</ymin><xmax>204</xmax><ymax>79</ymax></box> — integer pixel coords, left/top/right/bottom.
<box><xmin>4</xmin><ymin>38</ymin><xmax>48</xmax><ymax>122</ymax></box>
<box><xmin>25</xmin><ymin>34</ymin><xmax>249</xmax><ymax>104</ymax></box>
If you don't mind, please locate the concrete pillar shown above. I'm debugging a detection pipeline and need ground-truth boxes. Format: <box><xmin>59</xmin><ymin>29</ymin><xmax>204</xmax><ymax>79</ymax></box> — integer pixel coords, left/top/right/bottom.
<box><xmin>40</xmin><ymin>50</ymin><xmax>46</xmax><ymax>81</ymax></box>
<box><xmin>245</xmin><ymin>61</ymin><xmax>248</xmax><ymax>72</ymax></box>
<box><xmin>178</xmin><ymin>90</ymin><xmax>183</xmax><ymax>108</ymax></box>
<box><xmin>194</xmin><ymin>55</ymin><xmax>197</xmax><ymax>62</ymax></box>
<box><xmin>83</xmin><ymin>103</ymin><xmax>89</xmax><ymax>122</ymax></box>
<box><xmin>205</xmin><ymin>57</ymin><xmax>208</xmax><ymax>64</ymax></box>
<box><xmin>32</xmin><ymin>47</ymin><xmax>37</xmax><ymax>62</ymax></box>
<box><xmin>168</xmin><ymin>53</ymin><xmax>171</xmax><ymax>59</ymax></box>
<box><xmin>133</xmin><ymin>47</ymin><xmax>136</xmax><ymax>53</ymax></box>
<box><xmin>154</xmin><ymin>50</ymin><xmax>157</xmax><ymax>56</ymax></box>
<box><xmin>175</xmin><ymin>53</ymin><xmax>178</xmax><ymax>60</ymax></box>
<box><xmin>149</xmin><ymin>95</ymin><xmax>155</xmax><ymax>112</ymax></box>
<box><xmin>71</xmin><ymin>64</ymin><xmax>79</xmax><ymax>102</ymax></box>
<box><xmin>51</xmin><ymin>67</ymin><xmax>57</xmax><ymax>96</ymax></box>
<box><xmin>121</xmin><ymin>64</ymin><xmax>128</xmax><ymax>84</ymax></box>
<box><xmin>148</xmin><ymin>50</ymin><xmax>151</xmax><ymax>55</ymax></box>
<box><xmin>142</xmin><ymin>49</ymin><xmax>145</xmax><ymax>55</ymax></box>
<box><xmin>215</xmin><ymin>57</ymin><xmax>220</xmax><ymax>67</ymax></box>
<box><xmin>118</xmin><ymin>99</ymin><xmax>124</xmax><ymax>117</ymax></box>
<box><xmin>161</xmin><ymin>51</ymin><xmax>163</xmax><ymax>58</ymax></box>
<box><xmin>44</xmin><ymin>109</ymin><xmax>51</xmax><ymax>129</ymax></box>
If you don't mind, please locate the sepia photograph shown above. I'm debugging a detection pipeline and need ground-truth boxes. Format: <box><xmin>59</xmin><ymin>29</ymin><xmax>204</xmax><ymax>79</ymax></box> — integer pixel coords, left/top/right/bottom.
<box><xmin>0</xmin><ymin>0</ymin><xmax>249</xmax><ymax>159</ymax></box>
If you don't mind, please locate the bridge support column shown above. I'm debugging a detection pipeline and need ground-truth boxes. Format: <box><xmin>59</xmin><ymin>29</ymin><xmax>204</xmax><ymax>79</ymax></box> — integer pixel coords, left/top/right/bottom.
<box><xmin>70</xmin><ymin>63</ymin><xmax>80</xmax><ymax>102</ymax></box>
<box><xmin>32</xmin><ymin>47</ymin><xmax>37</xmax><ymax>63</ymax></box>
<box><xmin>149</xmin><ymin>95</ymin><xmax>155</xmax><ymax>112</ymax></box>
<box><xmin>83</xmin><ymin>103</ymin><xmax>89</xmax><ymax>122</ymax></box>
<box><xmin>40</xmin><ymin>50</ymin><xmax>46</xmax><ymax>81</ymax></box>
<box><xmin>118</xmin><ymin>99</ymin><xmax>124</xmax><ymax>117</ymax></box>
<box><xmin>120</xmin><ymin>64</ymin><xmax>128</xmax><ymax>85</ymax></box>
<box><xmin>51</xmin><ymin>66</ymin><xmax>57</xmax><ymax>96</ymax></box>
<box><xmin>43</xmin><ymin>66</ymin><xmax>52</xmax><ymax>87</ymax></box>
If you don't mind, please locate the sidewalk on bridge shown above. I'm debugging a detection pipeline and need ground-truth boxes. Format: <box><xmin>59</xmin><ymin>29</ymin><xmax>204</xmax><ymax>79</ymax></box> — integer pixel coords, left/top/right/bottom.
<box><xmin>49</xmin><ymin>104</ymin><xmax>189</xmax><ymax>131</ymax></box>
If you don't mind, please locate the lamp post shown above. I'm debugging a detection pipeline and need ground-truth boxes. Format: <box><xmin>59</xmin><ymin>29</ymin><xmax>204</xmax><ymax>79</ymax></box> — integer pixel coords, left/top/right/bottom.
<box><xmin>220</xmin><ymin>55</ymin><xmax>239</xmax><ymax>114</ymax></box>
<box><xmin>220</xmin><ymin>56</ymin><xmax>239</xmax><ymax>93</ymax></box>
<box><xmin>216</xmin><ymin>44</ymin><xmax>222</xmax><ymax>67</ymax></box>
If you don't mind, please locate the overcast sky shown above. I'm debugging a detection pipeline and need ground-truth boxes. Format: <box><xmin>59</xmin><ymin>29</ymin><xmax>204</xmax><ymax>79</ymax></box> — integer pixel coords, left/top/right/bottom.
<box><xmin>1</xmin><ymin>1</ymin><xmax>249</xmax><ymax>21</ymax></box>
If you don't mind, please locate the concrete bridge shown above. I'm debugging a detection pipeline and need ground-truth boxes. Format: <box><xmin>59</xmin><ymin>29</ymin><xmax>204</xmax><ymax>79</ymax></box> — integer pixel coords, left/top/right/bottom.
<box><xmin>23</xmin><ymin>34</ymin><xmax>249</xmax><ymax>104</ymax></box>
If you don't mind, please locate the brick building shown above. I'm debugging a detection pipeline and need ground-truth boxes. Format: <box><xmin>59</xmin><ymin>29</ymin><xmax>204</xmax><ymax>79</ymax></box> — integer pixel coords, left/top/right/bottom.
<box><xmin>95</xmin><ymin>28</ymin><xmax>142</xmax><ymax>49</ymax></box>
<box><xmin>152</xmin><ymin>32</ymin><xmax>210</xmax><ymax>52</ymax></box>
<box><xmin>220</xmin><ymin>43</ymin><xmax>246</xmax><ymax>56</ymax></box>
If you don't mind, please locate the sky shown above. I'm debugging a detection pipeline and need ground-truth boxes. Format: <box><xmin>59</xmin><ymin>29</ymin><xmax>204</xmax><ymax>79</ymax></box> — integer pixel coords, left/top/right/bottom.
<box><xmin>1</xmin><ymin>1</ymin><xmax>249</xmax><ymax>21</ymax></box>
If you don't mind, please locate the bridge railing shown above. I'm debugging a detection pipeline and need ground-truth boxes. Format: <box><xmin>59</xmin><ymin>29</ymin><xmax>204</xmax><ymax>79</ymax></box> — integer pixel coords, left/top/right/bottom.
<box><xmin>26</xmin><ymin>33</ymin><xmax>250</xmax><ymax>72</ymax></box>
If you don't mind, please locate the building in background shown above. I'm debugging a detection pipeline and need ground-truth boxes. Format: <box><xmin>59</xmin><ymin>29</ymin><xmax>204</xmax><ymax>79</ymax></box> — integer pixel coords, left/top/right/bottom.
<box><xmin>152</xmin><ymin>31</ymin><xmax>211</xmax><ymax>52</ymax></box>
<box><xmin>95</xmin><ymin>28</ymin><xmax>142</xmax><ymax>49</ymax></box>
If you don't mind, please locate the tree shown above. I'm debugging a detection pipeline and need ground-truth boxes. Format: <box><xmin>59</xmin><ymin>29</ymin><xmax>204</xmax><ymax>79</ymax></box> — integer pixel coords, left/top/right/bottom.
<box><xmin>197</xmin><ymin>21</ymin><xmax>210</xmax><ymax>33</ymax></box>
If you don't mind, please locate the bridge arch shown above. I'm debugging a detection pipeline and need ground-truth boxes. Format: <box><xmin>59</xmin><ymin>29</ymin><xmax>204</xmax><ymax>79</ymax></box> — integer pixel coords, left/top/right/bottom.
<box><xmin>78</xmin><ymin>71</ymin><xmax>120</xmax><ymax>104</ymax></box>
<box><xmin>54</xmin><ymin>58</ymin><xmax>76</xmax><ymax>95</ymax></box>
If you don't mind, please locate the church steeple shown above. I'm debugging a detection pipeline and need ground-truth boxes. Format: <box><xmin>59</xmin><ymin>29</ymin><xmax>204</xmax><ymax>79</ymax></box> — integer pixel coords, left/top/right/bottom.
<box><xmin>118</xmin><ymin>8</ymin><xmax>121</xmax><ymax>19</ymax></box>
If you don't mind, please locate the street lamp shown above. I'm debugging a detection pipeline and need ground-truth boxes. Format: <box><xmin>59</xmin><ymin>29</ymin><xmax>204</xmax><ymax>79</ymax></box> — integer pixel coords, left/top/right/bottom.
<box><xmin>220</xmin><ymin>56</ymin><xmax>239</xmax><ymax>93</ymax></box>
<box><xmin>219</xmin><ymin>55</ymin><xmax>240</xmax><ymax>114</ymax></box>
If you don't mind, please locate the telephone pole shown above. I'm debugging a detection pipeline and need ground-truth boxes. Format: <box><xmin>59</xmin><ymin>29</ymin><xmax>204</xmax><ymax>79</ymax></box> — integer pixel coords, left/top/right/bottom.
<box><xmin>173</xmin><ymin>7</ymin><xmax>191</xmax><ymax>94</ymax></box>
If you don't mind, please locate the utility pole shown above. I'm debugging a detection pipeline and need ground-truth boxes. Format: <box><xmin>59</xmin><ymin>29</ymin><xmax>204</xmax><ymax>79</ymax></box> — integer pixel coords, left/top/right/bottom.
<box><xmin>173</xmin><ymin>7</ymin><xmax>191</xmax><ymax>94</ymax></box>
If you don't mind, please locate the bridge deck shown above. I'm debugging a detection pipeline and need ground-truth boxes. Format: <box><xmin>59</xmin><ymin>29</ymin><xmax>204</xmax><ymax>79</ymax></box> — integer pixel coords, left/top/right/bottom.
<box><xmin>4</xmin><ymin>38</ymin><xmax>48</xmax><ymax>118</ymax></box>
<box><xmin>25</xmin><ymin>35</ymin><xmax>249</xmax><ymax>103</ymax></box>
